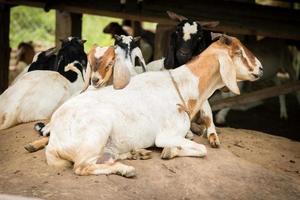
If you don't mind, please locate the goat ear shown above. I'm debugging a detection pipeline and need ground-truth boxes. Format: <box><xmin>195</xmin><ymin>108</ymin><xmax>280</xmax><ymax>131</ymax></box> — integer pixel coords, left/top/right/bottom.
<box><xmin>133</xmin><ymin>36</ymin><xmax>141</xmax><ymax>43</ymax></box>
<box><xmin>45</xmin><ymin>47</ymin><xmax>58</xmax><ymax>57</ymax></box>
<box><xmin>210</xmin><ymin>32</ymin><xmax>223</xmax><ymax>40</ymax></box>
<box><xmin>81</xmin><ymin>62</ymin><xmax>92</xmax><ymax>93</ymax></box>
<box><xmin>114</xmin><ymin>34</ymin><xmax>122</xmax><ymax>41</ymax></box>
<box><xmin>219</xmin><ymin>34</ymin><xmax>232</xmax><ymax>45</ymax></box>
<box><xmin>59</xmin><ymin>38</ymin><xmax>68</xmax><ymax>43</ymax></box>
<box><xmin>218</xmin><ymin>53</ymin><xmax>240</xmax><ymax>95</ymax></box>
<box><xmin>80</xmin><ymin>39</ymin><xmax>87</xmax><ymax>44</ymax></box>
<box><xmin>197</xmin><ymin>21</ymin><xmax>219</xmax><ymax>29</ymax></box>
<box><xmin>164</xmin><ymin>32</ymin><xmax>176</xmax><ymax>69</ymax></box>
<box><xmin>167</xmin><ymin>11</ymin><xmax>187</xmax><ymax>22</ymax></box>
<box><xmin>131</xmin><ymin>47</ymin><xmax>146</xmax><ymax>72</ymax></box>
<box><xmin>113</xmin><ymin>63</ymin><xmax>131</xmax><ymax>89</ymax></box>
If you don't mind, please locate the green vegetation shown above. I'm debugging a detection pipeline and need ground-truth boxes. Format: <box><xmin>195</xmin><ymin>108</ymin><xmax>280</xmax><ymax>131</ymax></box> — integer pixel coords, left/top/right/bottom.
<box><xmin>10</xmin><ymin>6</ymin><xmax>55</xmax><ymax>48</ymax></box>
<box><xmin>82</xmin><ymin>14</ymin><xmax>119</xmax><ymax>50</ymax></box>
<box><xmin>10</xmin><ymin>6</ymin><xmax>156</xmax><ymax>51</ymax></box>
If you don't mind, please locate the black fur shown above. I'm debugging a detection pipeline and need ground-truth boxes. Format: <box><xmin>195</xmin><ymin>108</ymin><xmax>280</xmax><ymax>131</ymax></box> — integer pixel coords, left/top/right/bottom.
<box><xmin>114</xmin><ymin>36</ymin><xmax>139</xmax><ymax>59</ymax></box>
<box><xmin>34</xmin><ymin>122</ymin><xmax>46</xmax><ymax>136</ymax></box>
<box><xmin>27</xmin><ymin>37</ymin><xmax>87</xmax><ymax>83</ymax></box>
<box><xmin>104</xmin><ymin>22</ymin><xmax>128</xmax><ymax>37</ymax></box>
<box><xmin>164</xmin><ymin>19</ymin><xmax>213</xmax><ymax>69</ymax></box>
<box><xmin>28</xmin><ymin>47</ymin><xmax>57</xmax><ymax>72</ymax></box>
<box><xmin>114</xmin><ymin>36</ymin><xmax>146</xmax><ymax>72</ymax></box>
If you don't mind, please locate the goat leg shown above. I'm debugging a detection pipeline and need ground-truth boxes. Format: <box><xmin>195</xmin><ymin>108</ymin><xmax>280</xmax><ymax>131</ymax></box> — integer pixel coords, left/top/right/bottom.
<box><xmin>24</xmin><ymin>137</ymin><xmax>49</xmax><ymax>153</ymax></box>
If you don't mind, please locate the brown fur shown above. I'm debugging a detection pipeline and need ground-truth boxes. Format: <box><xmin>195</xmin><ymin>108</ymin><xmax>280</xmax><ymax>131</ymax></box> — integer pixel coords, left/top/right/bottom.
<box><xmin>186</xmin><ymin>35</ymin><xmax>257</xmax><ymax>94</ymax></box>
<box><xmin>186</xmin><ymin>53</ymin><xmax>219</xmax><ymax>95</ymax></box>
<box><xmin>188</xmin><ymin>99</ymin><xmax>197</xmax><ymax>114</ymax></box>
<box><xmin>88</xmin><ymin>46</ymin><xmax>116</xmax><ymax>78</ymax></box>
<box><xmin>24</xmin><ymin>137</ymin><xmax>49</xmax><ymax>153</ymax></box>
<box><xmin>198</xmin><ymin>115</ymin><xmax>211</xmax><ymax>129</ymax></box>
<box><xmin>208</xmin><ymin>133</ymin><xmax>220</xmax><ymax>147</ymax></box>
<box><xmin>97</xmin><ymin>47</ymin><xmax>115</xmax><ymax>79</ymax></box>
<box><xmin>223</xmin><ymin>37</ymin><xmax>255</xmax><ymax>71</ymax></box>
<box><xmin>16</xmin><ymin>42</ymin><xmax>35</xmax><ymax>65</ymax></box>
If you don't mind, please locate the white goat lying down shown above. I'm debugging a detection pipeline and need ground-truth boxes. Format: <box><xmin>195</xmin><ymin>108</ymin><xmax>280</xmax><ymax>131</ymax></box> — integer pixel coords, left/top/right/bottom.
<box><xmin>45</xmin><ymin>35</ymin><xmax>262</xmax><ymax>177</ymax></box>
<box><xmin>0</xmin><ymin>62</ymin><xmax>86</xmax><ymax>130</ymax></box>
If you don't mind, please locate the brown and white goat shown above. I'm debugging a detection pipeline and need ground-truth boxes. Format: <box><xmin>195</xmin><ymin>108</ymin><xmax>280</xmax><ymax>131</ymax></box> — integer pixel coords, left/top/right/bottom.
<box><xmin>45</xmin><ymin>35</ymin><xmax>262</xmax><ymax>177</ymax></box>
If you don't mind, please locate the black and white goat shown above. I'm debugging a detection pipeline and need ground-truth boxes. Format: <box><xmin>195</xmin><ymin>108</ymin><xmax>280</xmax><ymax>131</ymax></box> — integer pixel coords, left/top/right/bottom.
<box><xmin>14</xmin><ymin>37</ymin><xmax>87</xmax><ymax>83</ymax></box>
<box><xmin>0</xmin><ymin>37</ymin><xmax>88</xmax><ymax>130</ymax></box>
<box><xmin>104</xmin><ymin>21</ymin><xmax>154</xmax><ymax>63</ymax></box>
<box><xmin>0</xmin><ymin>62</ymin><xmax>86</xmax><ymax>130</ymax></box>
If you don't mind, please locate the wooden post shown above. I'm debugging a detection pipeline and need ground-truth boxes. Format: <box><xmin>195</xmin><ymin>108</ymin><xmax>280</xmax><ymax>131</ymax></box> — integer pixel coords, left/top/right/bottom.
<box><xmin>0</xmin><ymin>4</ymin><xmax>10</xmax><ymax>93</ymax></box>
<box><xmin>211</xmin><ymin>81</ymin><xmax>300</xmax><ymax>111</ymax></box>
<box><xmin>153</xmin><ymin>23</ymin><xmax>173</xmax><ymax>60</ymax></box>
<box><xmin>55</xmin><ymin>11</ymin><xmax>82</xmax><ymax>47</ymax></box>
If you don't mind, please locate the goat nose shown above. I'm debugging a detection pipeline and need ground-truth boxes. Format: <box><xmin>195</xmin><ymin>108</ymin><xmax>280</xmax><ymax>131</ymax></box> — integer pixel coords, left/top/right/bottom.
<box><xmin>92</xmin><ymin>77</ymin><xmax>99</xmax><ymax>85</ymax></box>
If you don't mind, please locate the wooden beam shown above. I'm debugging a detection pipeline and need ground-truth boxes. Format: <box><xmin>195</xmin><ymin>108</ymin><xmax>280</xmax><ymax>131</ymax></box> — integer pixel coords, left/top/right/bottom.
<box><xmin>55</xmin><ymin>10</ymin><xmax>82</xmax><ymax>47</ymax></box>
<box><xmin>1</xmin><ymin>0</ymin><xmax>300</xmax><ymax>40</ymax></box>
<box><xmin>211</xmin><ymin>81</ymin><xmax>300</xmax><ymax>111</ymax></box>
<box><xmin>0</xmin><ymin>4</ymin><xmax>10</xmax><ymax>94</ymax></box>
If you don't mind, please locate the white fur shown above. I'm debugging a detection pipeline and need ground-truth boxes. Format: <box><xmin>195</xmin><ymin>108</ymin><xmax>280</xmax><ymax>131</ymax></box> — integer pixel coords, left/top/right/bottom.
<box><xmin>121</xmin><ymin>35</ymin><xmax>133</xmax><ymax>45</ymax></box>
<box><xmin>95</xmin><ymin>46</ymin><xmax>108</xmax><ymax>59</ymax></box>
<box><xmin>45</xmin><ymin>37</ymin><xmax>262</xmax><ymax>176</ymax></box>
<box><xmin>46</xmin><ymin>67</ymin><xmax>207</xmax><ymax>174</ymax></box>
<box><xmin>182</xmin><ymin>22</ymin><xmax>198</xmax><ymax>41</ymax></box>
<box><xmin>0</xmin><ymin>62</ymin><xmax>85</xmax><ymax>130</ymax></box>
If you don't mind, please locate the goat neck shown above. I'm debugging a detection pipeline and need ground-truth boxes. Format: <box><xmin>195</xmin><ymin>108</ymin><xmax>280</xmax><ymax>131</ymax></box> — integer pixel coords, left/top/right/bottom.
<box><xmin>171</xmin><ymin>45</ymin><xmax>225</xmax><ymax>118</ymax></box>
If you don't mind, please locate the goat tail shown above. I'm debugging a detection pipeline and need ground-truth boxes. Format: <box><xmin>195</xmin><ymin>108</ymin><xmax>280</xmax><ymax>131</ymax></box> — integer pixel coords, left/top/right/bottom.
<box><xmin>34</xmin><ymin>122</ymin><xmax>50</xmax><ymax>136</ymax></box>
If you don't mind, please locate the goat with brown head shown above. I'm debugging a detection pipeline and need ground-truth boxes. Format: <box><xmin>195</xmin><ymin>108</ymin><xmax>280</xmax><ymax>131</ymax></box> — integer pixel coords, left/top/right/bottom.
<box><xmin>187</xmin><ymin>34</ymin><xmax>263</xmax><ymax>96</ymax></box>
<box><xmin>82</xmin><ymin>46</ymin><xmax>116</xmax><ymax>91</ymax></box>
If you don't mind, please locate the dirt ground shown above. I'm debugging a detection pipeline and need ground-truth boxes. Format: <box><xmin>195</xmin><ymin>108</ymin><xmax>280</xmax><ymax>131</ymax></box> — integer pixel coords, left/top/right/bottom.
<box><xmin>0</xmin><ymin>122</ymin><xmax>299</xmax><ymax>200</ymax></box>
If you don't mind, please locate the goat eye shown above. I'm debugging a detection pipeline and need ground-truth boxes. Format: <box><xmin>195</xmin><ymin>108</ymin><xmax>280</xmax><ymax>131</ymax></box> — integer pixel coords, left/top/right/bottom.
<box><xmin>236</xmin><ymin>50</ymin><xmax>242</xmax><ymax>56</ymax></box>
<box><xmin>105</xmin><ymin>66</ymin><xmax>109</xmax><ymax>71</ymax></box>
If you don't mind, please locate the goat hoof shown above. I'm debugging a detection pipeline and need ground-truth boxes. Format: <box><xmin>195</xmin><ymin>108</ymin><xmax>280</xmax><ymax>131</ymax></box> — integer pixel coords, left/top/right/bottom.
<box><xmin>118</xmin><ymin>166</ymin><xmax>136</xmax><ymax>178</ymax></box>
<box><xmin>130</xmin><ymin>149</ymin><xmax>152</xmax><ymax>160</ymax></box>
<box><xmin>161</xmin><ymin>147</ymin><xmax>177</xmax><ymax>159</ymax></box>
<box><xmin>208</xmin><ymin>133</ymin><xmax>220</xmax><ymax>148</ymax></box>
<box><xmin>190</xmin><ymin>122</ymin><xmax>206</xmax><ymax>136</ymax></box>
<box><xmin>24</xmin><ymin>143</ymin><xmax>37</xmax><ymax>153</ymax></box>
